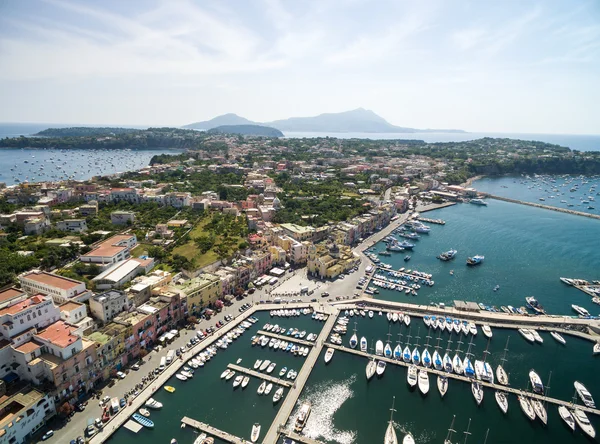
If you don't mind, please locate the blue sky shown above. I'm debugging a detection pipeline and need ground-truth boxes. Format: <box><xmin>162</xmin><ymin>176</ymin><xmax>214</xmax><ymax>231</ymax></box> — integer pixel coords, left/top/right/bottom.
<box><xmin>0</xmin><ymin>0</ymin><xmax>598</xmax><ymax>133</ymax></box>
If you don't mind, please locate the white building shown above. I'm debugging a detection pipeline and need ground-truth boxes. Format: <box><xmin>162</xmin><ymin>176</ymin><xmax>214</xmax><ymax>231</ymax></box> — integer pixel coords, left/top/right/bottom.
<box><xmin>89</xmin><ymin>290</ymin><xmax>130</xmax><ymax>324</ymax></box>
<box><xmin>18</xmin><ymin>271</ymin><xmax>91</xmax><ymax>304</ymax></box>
<box><xmin>56</xmin><ymin>219</ymin><xmax>88</xmax><ymax>233</ymax></box>
<box><xmin>91</xmin><ymin>257</ymin><xmax>154</xmax><ymax>290</ymax></box>
<box><xmin>0</xmin><ymin>295</ymin><xmax>60</xmax><ymax>342</ymax></box>
<box><xmin>80</xmin><ymin>234</ymin><xmax>137</xmax><ymax>266</ymax></box>
<box><xmin>59</xmin><ymin>301</ymin><xmax>94</xmax><ymax>335</ymax></box>
<box><xmin>0</xmin><ymin>387</ymin><xmax>55</xmax><ymax>444</ymax></box>
<box><xmin>111</xmin><ymin>211</ymin><xmax>136</xmax><ymax>225</ymax></box>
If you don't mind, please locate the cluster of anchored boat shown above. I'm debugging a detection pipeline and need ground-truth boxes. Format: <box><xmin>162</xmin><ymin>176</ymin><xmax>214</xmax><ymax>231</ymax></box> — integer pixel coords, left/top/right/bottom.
<box><xmin>251</xmin><ymin>332</ymin><xmax>312</xmax><ymax>357</ymax></box>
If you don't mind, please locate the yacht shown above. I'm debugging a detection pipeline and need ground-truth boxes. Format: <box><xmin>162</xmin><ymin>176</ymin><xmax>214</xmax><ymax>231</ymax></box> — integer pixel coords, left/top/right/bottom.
<box><xmin>257</xmin><ymin>381</ymin><xmax>266</xmax><ymax>395</ymax></box>
<box><xmin>360</xmin><ymin>337</ymin><xmax>368</xmax><ymax>352</ymax></box>
<box><xmin>437</xmin><ymin>375</ymin><xmax>448</xmax><ymax>398</ymax></box>
<box><xmin>432</xmin><ymin>350</ymin><xmax>443</xmax><ymax>370</ymax></box>
<box><xmin>466</xmin><ymin>255</ymin><xmax>484</xmax><ymax>266</ymax></box>
<box><xmin>558</xmin><ymin>406</ymin><xmax>576</xmax><ymax>432</ymax></box>
<box><xmin>407</xmin><ymin>365</ymin><xmax>418</xmax><ymax>387</ymax></box>
<box><xmin>518</xmin><ymin>329</ymin><xmax>535</xmax><ymax>343</ymax></box>
<box><xmin>251</xmin><ymin>423</ymin><xmax>261</xmax><ymax>443</ymax></box>
<box><xmin>376</xmin><ymin>360</ymin><xmax>387</xmax><ymax>376</ymax></box>
<box><xmin>294</xmin><ymin>402</ymin><xmax>311</xmax><ymax>433</ymax></box>
<box><xmin>452</xmin><ymin>354</ymin><xmax>463</xmax><ymax>375</ymax></box>
<box><xmin>575</xmin><ymin>381</ymin><xmax>596</xmax><ymax>408</ymax></box>
<box><xmin>402</xmin><ymin>434</ymin><xmax>415</xmax><ymax>444</ymax></box>
<box><xmin>273</xmin><ymin>387</ymin><xmax>284</xmax><ymax>404</ymax></box>
<box><xmin>572</xmin><ymin>305</ymin><xmax>591</xmax><ymax>317</ymax></box>
<box><xmin>324</xmin><ymin>348</ymin><xmax>334</xmax><ymax>364</ymax></box>
<box><xmin>531</xmin><ymin>399</ymin><xmax>547</xmax><ymax>425</ymax></box>
<box><xmin>418</xmin><ymin>370</ymin><xmax>430</xmax><ymax>395</ymax></box>
<box><xmin>470</xmin><ymin>198</ymin><xmax>488</xmax><ymax>206</ymax></box>
<box><xmin>376</xmin><ymin>340</ymin><xmax>384</xmax><ymax>356</ymax></box>
<box><xmin>422</xmin><ymin>349</ymin><xmax>432</xmax><ymax>368</ymax></box>
<box><xmin>495</xmin><ymin>391</ymin><xmax>508</xmax><ymax>414</ymax></box>
<box><xmin>471</xmin><ymin>382</ymin><xmax>484</xmax><ymax>405</ymax></box>
<box><xmin>518</xmin><ymin>396</ymin><xmax>536</xmax><ymax>421</ymax></box>
<box><xmin>525</xmin><ymin>296</ymin><xmax>546</xmax><ymax>314</ymax></box>
<box><xmin>145</xmin><ymin>398</ymin><xmax>163</xmax><ymax>409</ymax></box>
<box><xmin>529</xmin><ymin>370</ymin><xmax>544</xmax><ymax>394</ymax></box>
<box><xmin>531</xmin><ymin>330</ymin><xmax>543</xmax><ymax>343</ymax></box>
<box><xmin>437</xmin><ymin>249</ymin><xmax>457</xmax><ymax>261</ymax></box>
<box><xmin>384</xmin><ymin>397</ymin><xmax>399</xmax><ymax>444</ymax></box>
<box><xmin>366</xmin><ymin>359</ymin><xmax>377</xmax><ymax>380</ymax></box>
<box><xmin>573</xmin><ymin>409</ymin><xmax>596</xmax><ymax>438</ymax></box>
<box><xmin>481</xmin><ymin>325</ymin><xmax>492</xmax><ymax>338</ymax></box>
<box><xmin>550</xmin><ymin>331</ymin><xmax>566</xmax><ymax>345</ymax></box>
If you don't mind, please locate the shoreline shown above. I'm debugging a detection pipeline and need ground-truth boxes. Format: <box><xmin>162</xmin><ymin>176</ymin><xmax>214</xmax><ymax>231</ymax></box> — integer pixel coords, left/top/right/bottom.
<box><xmin>461</xmin><ymin>174</ymin><xmax>484</xmax><ymax>188</ymax></box>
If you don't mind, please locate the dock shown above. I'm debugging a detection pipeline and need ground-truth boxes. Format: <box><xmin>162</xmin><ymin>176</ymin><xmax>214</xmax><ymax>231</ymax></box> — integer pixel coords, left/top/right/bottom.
<box><xmin>181</xmin><ymin>416</ymin><xmax>246</xmax><ymax>444</ymax></box>
<box><xmin>257</xmin><ymin>329</ymin><xmax>315</xmax><ymax>347</ymax></box>
<box><xmin>122</xmin><ymin>420</ymin><xmax>143</xmax><ymax>434</ymax></box>
<box><xmin>263</xmin><ymin>306</ymin><xmax>338</xmax><ymax>443</ymax></box>
<box><xmin>416</xmin><ymin>217</ymin><xmax>445</xmax><ymax>225</ymax></box>
<box><xmin>327</xmin><ymin>343</ymin><xmax>600</xmax><ymax>417</ymax></box>
<box><xmin>284</xmin><ymin>431</ymin><xmax>324</xmax><ymax>444</ymax></box>
<box><xmin>226</xmin><ymin>363</ymin><xmax>293</xmax><ymax>388</ymax></box>
<box><xmin>483</xmin><ymin>193</ymin><xmax>600</xmax><ymax>221</ymax></box>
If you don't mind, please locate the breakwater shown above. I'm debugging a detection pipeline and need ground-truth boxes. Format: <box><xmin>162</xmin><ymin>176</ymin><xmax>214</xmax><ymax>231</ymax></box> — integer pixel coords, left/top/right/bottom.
<box><xmin>483</xmin><ymin>193</ymin><xmax>600</xmax><ymax>220</ymax></box>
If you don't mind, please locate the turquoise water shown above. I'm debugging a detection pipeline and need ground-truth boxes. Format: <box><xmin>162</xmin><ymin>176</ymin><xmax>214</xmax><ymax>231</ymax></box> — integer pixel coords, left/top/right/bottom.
<box><xmin>370</xmin><ymin>201</ymin><xmax>600</xmax><ymax>317</ymax></box>
<box><xmin>472</xmin><ymin>175</ymin><xmax>600</xmax><ymax>216</ymax></box>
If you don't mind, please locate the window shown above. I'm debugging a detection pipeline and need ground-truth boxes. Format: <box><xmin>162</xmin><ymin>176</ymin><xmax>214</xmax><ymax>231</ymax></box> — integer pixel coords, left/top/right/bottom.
<box><xmin>20</xmin><ymin>319</ymin><xmax>24</xmax><ymax>324</ymax></box>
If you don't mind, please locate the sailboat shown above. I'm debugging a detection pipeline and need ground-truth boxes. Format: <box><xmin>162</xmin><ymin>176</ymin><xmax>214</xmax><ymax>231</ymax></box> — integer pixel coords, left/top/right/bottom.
<box><xmin>496</xmin><ymin>336</ymin><xmax>510</xmax><ymax>386</ymax></box>
<box><xmin>393</xmin><ymin>332</ymin><xmax>403</xmax><ymax>360</ymax></box>
<box><xmin>402</xmin><ymin>434</ymin><xmax>415</xmax><ymax>444</ymax></box>
<box><xmin>495</xmin><ymin>391</ymin><xmax>508</xmax><ymax>414</ymax></box>
<box><xmin>531</xmin><ymin>399</ymin><xmax>547</xmax><ymax>425</ymax></box>
<box><xmin>462</xmin><ymin>418</ymin><xmax>472</xmax><ymax>443</ymax></box>
<box><xmin>418</xmin><ymin>370</ymin><xmax>430</xmax><ymax>395</ymax></box>
<box><xmin>350</xmin><ymin>322</ymin><xmax>358</xmax><ymax>349</ymax></box>
<box><xmin>412</xmin><ymin>327</ymin><xmax>421</xmax><ymax>365</ymax></box>
<box><xmin>366</xmin><ymin>340</ymin><xmax>377</xmax><ymax>380</ymax></box>
<box><xmin>443</xmin><ymin>415</ymin><xmax>457</xmax><ymax>444</ymax></box>
<box><xmin>403</xmin><ymin>328</ymin><xmax>412</xmax><ymax>363</ymax></box>
<box><xmin>518</xmin><ymin>396</ymin><xmax>536</xmax><ymax>421</ymax></box>
<box><xmin>360</xmin><ymin>336</ymin><xmax>368</xmax><ymax>352</ymax></box>
<box><xmin>433</xmin><ymin>329</ymin><xmax>443</xmax><ymax>370</ymax></box>
<box><xmin>453</xmin><ymin>334</ymin><xmax>464</xmax><ymax>375</ymax></box>
<box><xmin>475</xmin><ymin>338</ymin><xmax>494</xmax><ymax>383</ymax></box>
<box><xmin>422</xmin><ymin>326</ymin><xmax>432</xmax><ymax>368</ymax></box>
<box><xmin>471</xmin><ymin>382</ymin><xmax>484</xmax><ymax>405</ymax></box>
<box><xmin>558</xmin><ymin>406</ymin><xmax>576</xmax><ymax>432</ymax></box>
<box><xmin>437</xmin><ymin>375</ymin><xmax>448</xmax><ymax>398</ymax></box>
<box><xmin>443</xmin><ymin>337</ymin><xmax>453</xmax><ymax>373</ymax></box>
<box><xmin>463</xmin><ymin>337</ymin><xmax>476</xmax><ymax>378</ymax></box>
<box><xmin>384</xmin><ymin>397</ymin><xmax>398</xmax><ymax>444</ymax></box>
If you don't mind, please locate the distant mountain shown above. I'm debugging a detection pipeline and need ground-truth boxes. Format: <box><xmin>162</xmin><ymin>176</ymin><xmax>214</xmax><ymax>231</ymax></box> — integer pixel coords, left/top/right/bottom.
<box><xmin>35</xmin><ymin>127</ymin><xmax>140</xmax><ymax>137</ymax></box>
<box><xmin>207</xmin><ymin>124</ymin><xmax>283</xmax><ymax>137</ymax></box>
<box><xmin>183</xmin><ymin>108</ymin><xmax>465</xmax><ymax>133</ymax></box>
<box><xmin>183</xmin><ymin>113</ymin><xmax>256</xmax><ymax>130</ymax></box>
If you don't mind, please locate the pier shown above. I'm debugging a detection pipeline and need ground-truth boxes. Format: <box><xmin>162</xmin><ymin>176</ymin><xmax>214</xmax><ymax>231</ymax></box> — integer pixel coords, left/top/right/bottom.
<box><xmin>327</xmin><ymin>343</ymin><xmax>600</xmax><ymax>417</ymax></box>
<box><xmin>226</xmin><ymin>363</ymin><xmax>293</xmax><ymax>388</ymax></box>
<box><xmin>483</xmin><ymin>193</ymin><xmax>600</xmax><ymax>220</ymax></box>
<box><xmin>284</xmin><ymin>431</ymin><xmax>324</xmax><ymax>444</ymax></box>
<box><xmin>257</xmin><ymin>329</ymin><xmax>315</xmax><ymax>347</ymax></box>
<box><xmin>181</xmin><ymin>416</ymin><xmax>246</xmax><ymax>443</ymax></box>
<box><xmin>417</xmin><ymin>217</ymin><xmax>446</xmax><ymax>225</ymax></box>
<box><xmin>263</xmin><ymin>306</ymin><xmax>338</xmax><ymax>443</ymax></box>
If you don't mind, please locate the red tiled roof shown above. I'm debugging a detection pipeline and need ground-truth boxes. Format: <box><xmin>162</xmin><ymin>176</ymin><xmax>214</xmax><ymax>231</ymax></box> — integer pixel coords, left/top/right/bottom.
<box><xmin>35</xmin><ymin>321</ymin><xmax>79</xmax><ymax>348</ymax></box>
<box><xmin>14</xmin><ymin>341</ymin><xmax>42</xmax><ymax>354</ymax></box>
<box><xmin>22</xmin><ymin>272</ymin><xmax>83</xmax><ymax>290</ymax></box>
<box><xmin>0</xmin><ymin>288</ymin><xmax>25</xmax><ymax>304</ymax></box>
<box><xmin>0</xmin><ymin>296</ymin><xmax>46</xmax><ymax>316</ymax></box>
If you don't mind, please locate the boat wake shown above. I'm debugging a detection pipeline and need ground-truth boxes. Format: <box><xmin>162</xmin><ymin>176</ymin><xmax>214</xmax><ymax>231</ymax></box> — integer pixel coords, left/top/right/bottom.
<box><xmin>393</xmin><ymin>420</ymin><xmax>436</xmax><ymax>443</ymax></box>
<box><xmin>292</xmin><ymin>375</ymin><xmax>357</xmax><ymax>444</ymax></box>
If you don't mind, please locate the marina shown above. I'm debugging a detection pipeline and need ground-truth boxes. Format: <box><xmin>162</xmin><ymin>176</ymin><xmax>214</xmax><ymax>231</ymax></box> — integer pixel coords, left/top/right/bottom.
<box><xmin>226</xmin><ymin>363</ymin><xmax>293</xmax><ymax>388</ymax></box>
<box><xmin>256</xmin><ymin>330</ymin><xmax>316</xmax><ymax>347</ymax></box>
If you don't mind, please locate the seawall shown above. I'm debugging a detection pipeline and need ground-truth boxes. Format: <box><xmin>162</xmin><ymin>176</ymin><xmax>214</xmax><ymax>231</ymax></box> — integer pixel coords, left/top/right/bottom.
<box><xmin>483</xmin><ymin>193</ymin><xmax>600</xmax><ymax>221</ymax></box>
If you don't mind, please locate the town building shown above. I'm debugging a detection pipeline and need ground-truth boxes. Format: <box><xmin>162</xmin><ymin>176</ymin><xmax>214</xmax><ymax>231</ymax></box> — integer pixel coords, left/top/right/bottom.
<box><xmin>307</xmin><ymin>242</ymin><xmax>360</xmax><ymax>279</ymax></box>
<box><xmin>79</xmin><ymin>234</ymin><xmax>137</xmax><ymax>266</ymax></box>
<box><xmin>89</xmin><ymin>290</ymin><xmax>131</xmax><ymax>324</ymax></box>
<box><xmin>18</xmin><ymin>271</ymin><xmax>91</xmax><ymax>304</ymax></box>
<box><xmin>173</xmin><ymin>274</ymin><xmax>222</xmax><ymax>315</ymax></box>
<box><xmin>0</xmin><ymin>387</ymin><xmax>55</xmax><ymax>444</ymax></box>
<box><xmin>55</xmin><ymin>219</ymin><xmax>88</xmax><ymax>233</ymax></box>
<box><xmin>110</xmin><ymin>211</ymin><xmax>136</xmax><ymax>225</ymax></box>
<box><xmin>91</xmin><ymin>257</ymin><xmax>154</xmax><ymax>290</ymax></box>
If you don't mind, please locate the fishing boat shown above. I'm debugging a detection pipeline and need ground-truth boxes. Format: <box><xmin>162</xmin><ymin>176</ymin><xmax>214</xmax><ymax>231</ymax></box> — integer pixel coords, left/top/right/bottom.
<box><xmin>575</xmin><ymin>381</ymin><xmax>596</xmax><ymax>408</ymax></box>
<box><xmin>384</xmin><ymin>397</ymin><xmax>398</xmax><ymax>444</ymax></box>
<box><xmin>531</xmin><ymin>399</ymin><xmax>547</xmax><ymax>425</ymax></box>
<box><xmin>145</xmin><ymin>398</ymin><xmax>163</xmax><ymax>409</ymax></box>
<box><xmin>495</xmin><ymin>391</ymin><xmax>508</xmax><ymax>414</ymax></box>
<box><xmin>525</xmin><ymin>296</ymin><xmax>546</xmax><ymax>314</ymax></box>
<box><xmin>573</xmin><ymin>409</ymin><xmax>596</xmax><ymax>438</ymax></box>
<box><xmin>529</xmin><ymin>370</ymin><xmax>544</xmax><ymax>394</ymax></box>
<box><xmin>481</xmin><ymin>325</ymin><xmax>492</xmax><ymax>338</ymax></box>
<box><xmin>518</xmin><ymin>328</ymin><xmax>535</xmax><ymax>343</ymax></box>
<box><xmin>376</xmin><ymin>360</ymin><xmax>387</xmax><ymax>376</ymax></box>
<box><xmin>164</xmin><ymin>386</ymin><xmax>175</xmax><ymax>393</ymax></box>
<box><xmin>273</xmin><ymin>387</ymin><xmax>284</xmax><ymax>403</ymax></box>
<box><xmin>324</xmin><ymin>348</ymin><xmax>334</xmax><ymax>364</ymax></box>
<box><xmin>519</xmin><ymin>396</ymin><xmax>536</xmax><ymax>421</ymax></box>
<box><xmin>466</xmin><ymin>255</ymin><xmax>484</xmax><ymax>266</ymax></box>
<box><xmin>558</xmin><ymin>406</ymin><xmax>576</xmax><ymax>432</ymax></box>
<box><xmin>294</xmin><ymin>402</ymin><xmax>311</xmax><ymax>433</ymax></box>
<box><xmin>407</xmin><ymin>365</ymin><xmax>418</xmax><ymax>387</ymax></box>
<box><xmin>437</xmin><ymin>375</ymin><xmax>448</xmax><ymax>398</ymax></box>
<box><xmin>360</xmin><ymin>336</ymin><xmax>368</xmax><ymax>352</ymax></box>
<box><xmin>471</xmin><ymin>382</ymin><xmax>484</xmax><ymax>405</ymax></box>
<box><xmin>550</xmin><ymin>331</ymin><xmax>566</xmax><ymax>345</ymax></box>
<box><xmin>132</xmin><ymin>413</ymin><xmax>154</xmax><ymax>428</ymax></box>
<box><xmin>251</xmin><ymin>423</ymin><xmax>261</xmax><ymax>443</ymax></box>
<box><xmin>257</xmin><ymin>381</ymin><xmax>266</xmax><ymax>395</ymax></box>
<box><xmin>437</xmin><ymin>249</ymin><xmax>457</xmax><ymax>261</ymax></box>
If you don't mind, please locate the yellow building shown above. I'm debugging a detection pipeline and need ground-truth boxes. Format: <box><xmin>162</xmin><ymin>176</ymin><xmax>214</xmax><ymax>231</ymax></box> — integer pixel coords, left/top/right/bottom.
<box><xmin>174</xmin><ymin>273</ymin><xmax>222</xmax><ymax>314</ymax></box>
<box><xmin>86</xmin><ymin>322</ymin><xmax>129</xmax><ymax>378</ymax></box>
<box><xmin>268</xmin><ymin>246</ymin><xmax>287</xmax><ymax>266</ymax></box>
<box><xmin>307</xmin><ymin>243</ymin><xmax>360</xmax><ymax>279</ymax></box>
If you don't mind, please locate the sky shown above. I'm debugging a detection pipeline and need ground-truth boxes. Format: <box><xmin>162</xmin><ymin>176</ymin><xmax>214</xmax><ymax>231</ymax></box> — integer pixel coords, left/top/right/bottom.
<box><xmin>0</xmin><ymin>0</ymin><xmax>599</xmax><ymax>134</ymax></box>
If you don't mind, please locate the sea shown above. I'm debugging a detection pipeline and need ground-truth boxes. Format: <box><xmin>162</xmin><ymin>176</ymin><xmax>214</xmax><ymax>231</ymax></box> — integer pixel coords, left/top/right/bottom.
<box><xmin>106</xmin><ymin>201</ymin><xmax>600</xmax><ymax>444</ymax></box>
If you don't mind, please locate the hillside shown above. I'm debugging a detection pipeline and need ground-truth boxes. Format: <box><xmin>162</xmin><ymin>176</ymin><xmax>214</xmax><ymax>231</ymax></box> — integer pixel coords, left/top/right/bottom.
<box><xmin>183</xmin><ymin>113</ymin><xmax>256</xmax><ymax>130</ymax></box>
<box><xmin>35</xmin><ymin>127</ymin><xmax>141</xmax><ymax>137</ymax></box>
<box><xmin>207</xmin><ymin>124</ymin><xmax>283</xmax><ymax>137</ymax></box>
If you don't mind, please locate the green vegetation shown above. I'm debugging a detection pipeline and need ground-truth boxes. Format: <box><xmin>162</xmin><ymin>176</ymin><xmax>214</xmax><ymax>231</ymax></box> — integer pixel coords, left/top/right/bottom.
<box><xmin>207</xmin><ymin>124</ymin><xmax>283</xmax><ymax>137</ymax></box>
<box><xmin>35</xmin><ymin>127</ymin><xmax>141</xmax><ymax>137</ymax></box>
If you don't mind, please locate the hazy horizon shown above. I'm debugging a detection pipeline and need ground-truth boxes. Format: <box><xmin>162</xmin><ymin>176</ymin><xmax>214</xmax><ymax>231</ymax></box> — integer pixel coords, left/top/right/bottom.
<box><xmin>1</xmin><ymin>1</ymin><xmax>599</xmax><ymax>134</ymax></box>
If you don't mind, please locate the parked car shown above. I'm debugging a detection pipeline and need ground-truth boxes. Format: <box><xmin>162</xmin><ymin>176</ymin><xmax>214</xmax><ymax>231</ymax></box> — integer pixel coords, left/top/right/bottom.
<box><xmin>248</xmin><ymin>288</ymin><xmax>256</xmax><ymax>294</ymax></box>
<box><xmin>131</xmin><ymin>363</ymin><xmax>140</xmax><ymax>370</ymax></box>
<box><xmin>94</xmin><ymin>418</ymin><xmax>103</xmax><ymax>429</ymax></box>
<box><xmin>116</xmin><ymin>371</ymin><xmax>126</xmax><ymax>379</ymax></box>
<box><xmin>41</xmin><ymin>430</ymin><xmax>54</xmax><ymax>440</ymax></box>
<box><xmin>85</xmin><ymin>425</ymin><xmax>96</xmax><ymax>437</ymax></box>
<box><xmin>119</xmin><ymin>398</ymin><xmax>126</xmax><ymax>408</ymax></box>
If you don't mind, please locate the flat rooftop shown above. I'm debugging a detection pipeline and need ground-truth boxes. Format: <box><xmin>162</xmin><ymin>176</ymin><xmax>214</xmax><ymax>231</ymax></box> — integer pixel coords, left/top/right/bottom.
<box><xmin>21</xmin><ymin>271</ymin><xmax>83</xmax><ymax>290</ymax></box>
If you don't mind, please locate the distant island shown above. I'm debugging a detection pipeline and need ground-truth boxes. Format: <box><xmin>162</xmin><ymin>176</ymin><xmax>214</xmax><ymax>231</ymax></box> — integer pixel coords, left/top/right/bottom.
<box><xmin>207</xmin><ymin>124</ymin><xmax>283</xmax><ymax>137</ymax></box>
<box><xmin>35</xmin><ymin>127</ymin><xmax>140</xmax><ymax>137</ymax></box>
<box><xmin>183</xmin><ymin>108</ymin><xmax>466</xmax><ymax>134</ymax></box>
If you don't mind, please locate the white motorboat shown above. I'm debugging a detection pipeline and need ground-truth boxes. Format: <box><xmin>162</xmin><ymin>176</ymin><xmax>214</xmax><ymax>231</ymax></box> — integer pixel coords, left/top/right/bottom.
<box><xmin>518</xmin><ymin>396</ymin><xmax>536</xmax><ymax>421</ymax></box>
<box><xmin>550</xmin><ymin>331</ymin><xmax>566</xmax><ymax>345</ymax></box>
<box><xmin>468</xmin><ymin>323</ymin><xmax>478</xmax><ymax>336</ymax></box>
<box><xmin>376</xmin><ymin>360</ymin><xmax>387</xmax><ymax>376</ymax></box>
<box><xmin>145</xmin><ymin>398</ymin><xmax>163</xmax><ymax>409</ymax></box>
<box><xmin>558</xmin><ymin>406</ymin><xmax>576</xmax><ymax>432</ymax></box>
<box><xmin>471</xmin><ymin>382</ymin><xmax>483</xmax><ymax>405</ymax></box>
<box><xmin>264</xmin><ymin>383</ymin><xmax>273</xmax><ymax>395</ymax></box>
<box><xmin>402</xmin><ymin>434</ymin><xmax>415</xmax><ymax>444</ymax></box>
<box><xmin>241</xmin><ymin>376</ymin><xmax>250</xmax><ymax>389</ymax></box>
<box><xmin>193</xmin><ymin>433</ymin><xmax>207</xmax><ymax>444</ymax></box>
<box><xmin>176</xmin><ymin>373</ymin><xmax>188</xmax><ymax>381</ymax></box>
<box><xmin>369</xmin><ymin>310</ymin><xmax>374</xmax><ymax>318</ymax></box>
<box><xmin>266</xmin><ymin>362</ymin><xmax>276</xmax><ymax>374</ymax></box>
<box><xmin>259</xmin><ymin>360</ymin><xmax>271</xmax><ymax>372</ymax></box>
<box><xmin>575</xmin><ymin>381</ymin><xmax>596</xmax><ymax>408</ymax></box>
<box><xmin>376</xmin><ymin>340</ymin><xmax>384</xmax><ymax>356</ymax></box>
<box><xmin>418</xmin><ymin>370</ymin><xmax>430</xmax><ymax>395</ymax></box>
<box><xmin>273</xmin><ymin>387</ymin><xmax>284</xmax><ymax>403</ymax></box>
<box><xmin>233</xmin><ymin>375</ymin><xmax>243</xmax><ymax>388</ymax></box>
<box><xmin>220</xmin><ymin>369</ymin><xmax>231</xmax><ymax>379</ymax></box>
<box><xmin>495</xmin><ymin>391</ymin><xmax>508</xmax><ymax>414</ymax></box>
<box><xmin>531</xmin><ymin>399</ymin><xmax>547</xmax><ymax>425</ymax></box>
<box><xmin>360</xmin><ymin>336</ymin><xmax>368</xmax><ymax>352</ymax></box>
<box><xmin>481</xmin><ymin>325</ymin><xmax>492</xmax><ymax>338</ymax></box>
<box><xmin>294</xmin><ymin>402</ymin><xmax>311</xmax><ymax>433</ymax></box>
<box><xmin>257</xmin><ymin>381</ymin><xmax>266</xmax><ymax>395</ymax></box>
<box><xmin>404</xmin><ymin>315</ymin><xmax>411</xmax><ymax>327</ymax></box>
<box><xmin>572</xmin><ymin>304</ymin><xmax>591</xmax><ymax>317</ymax></box>
<box><xmin>573</xmin><ymin>409</ymin><xmax>596</xmax><ymax>438</ymax></box>
<box><xmin>392</xmin><ymin>312</ymin><xmax>399</xmax><ymax>323</ymax></box>
<box><xmin>251</xmin><ymin>423</ymin><xmax>261</xmax><ymax>443</ymax></box>
<box><xmin>366</xmin><ymin>359</ymin><xmax>377</xmax><ymax>380</ymax></box>
<box><xmin>384</xmin><ymin>397</ymin><xmax>398</xmax><ymax>444</ymax></box>
<box><xmin>437</xmin><ymin>375</ymin><xmax>448</xmax><ymax>398</ymax></box>
<box><xmin>387</xmin><ymin>312</ymin><xmax>392</xmax><ymax>322</ymax></box>
<box><xmin>529</xmin><ymin>369</ymin><xmax>544</xmax><ymax>394</ymax></box>
<box><xmin>518</xmin><ymin>329</ymin><xmax>535</xmax><ymax>343</ymax></box>
<box><xmin>407</xmin><ymin>365</ymin><xmax>418</xmax><ymax>387</ymax></box>
<box><xmin>324</xmin><ymin>348</ymin><xmax>334</xmax><ymax>364</ymax></box>
<box><xmin>594</xmin><ymin>343</ymin><xmax>600</xmax><ymax>355</ymax></box>
<box><xmin>530</xmin><ymin>330</ymin><xmax>543</xmax><ymax>343</ymax></box>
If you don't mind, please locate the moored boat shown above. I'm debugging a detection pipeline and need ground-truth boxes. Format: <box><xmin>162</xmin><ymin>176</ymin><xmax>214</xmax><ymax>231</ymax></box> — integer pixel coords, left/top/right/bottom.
<box><xmin>273</xmin><ymin>387</ymin><xmax>284</xmax><ymax>403</ymax></box>
<box><xmin>573</xmin><ymin>409</ymin><xmax>596</xmax><ymax>438</ymax></box>
<box><xmin>132</xmin><ymin>413</ymin><xmax>154</xmax><ymax>428</ymax></box>
<box><xmin>251</xmin><ymin>423</ymin><xmax>261</xmax><ymax>443</ymax></box>
<box><xmin>529</xmin><ymin>369</ymin><xmax>544</xmax><ymax>394</ymax></box>
<box><xmin>558</xmin><ymin>406</ymin><xmax>576</xmax><ymax>432</ymax></box>
<box><xmin>324</xmin><ymin>348</ymin><xmax>335</xmax><ymax>364</ymax></box>
<box><xmin>471</xmin><ymin>382</ymin><xmax>484</xmax><ymax>405</ymax></box>
<box><xmin>376</xmin><ymin>360</ymin><xmax>387</xmax><ymax>376</ymax></box>
<box><xmin>518</xmin><ymin>329</ymin><xmax>535</xmax><ymax>343</ymax></box>
<box><xmin>481</xmin><ymin>325</ymin><xmax>492</xmax><ymax>338</ymax></box>
<box><xmin>366</xmin><ymin>359</ymin><xmax>377</xmax><ymax>380</ymax></box>
<box><xmin>518</xmin><ymin>396</ymin><xmax>536</xmax><ymax>421</ymax></box>
<box><xmin>531</xmin><ymin>399</ymin><xmax>547</xmax><ymax>425</ymax></box>
<box><xmin>549</xmin><ymin>331</ymin><xmax>566</xmax><ymax>345</ymax></box>
<box><xmin>384</xmin><ymin>397</ymin><xmax>398</xmax><ymax>444</ymax></box>
<box><xmin>145</xmin><ymin>398</ymin><xmax>163</xmax><ymax>409</ymax></box>
<box><xmin>418</xmin><ymin>370</ymin><xmax>430</xmax><ymax>395</ymax></box>
<box><xmin>407</xmin><ymin>365</ymin><xmax>418</xmax><ymax>387</ymax></box>
<box><xmin>575</xmin><ymin>381</ymin><xmax>595</xmax><ymax>408</ymax></box>
<box><xmin>495</xmin><ymin>391</ymin><xmax>508</xmax><ymax>414</ymax></box>
<box><xmin>437</xmin><ymin>375</ymin><xmax>448</xmax><ymax>398</ymax></box>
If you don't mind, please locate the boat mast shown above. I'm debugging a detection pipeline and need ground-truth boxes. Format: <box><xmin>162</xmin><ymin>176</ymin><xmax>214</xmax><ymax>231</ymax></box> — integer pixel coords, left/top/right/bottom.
<box><xmin>466</xmin><ymin>336</ymin><xmax>475</xmax><ymax>359</ymax></box>
<box><xmin>389</xmin><ymin>396</ymin><xmax>397</xmax><ymax>425</ymax></box>
<box><xmin>482</xmin><ymin>338</ymin><xmax>491</xmax><ymax>363</ymax></box>
<box><xmin>425</xmin><ymin>325</ymin><xmax>432</xmax><ymax>348</ymax></box>
<box><xmin>406</xmin><ymin>327</ymin><xmax>412</xmax><ymax>348</ymax></box>
<box><xmin>544</xmin><ymin>371</ymin><xmax>552</xmax><ymax>408</ymax></box>
<box><xmin>415</xmin><ymin>326</ymin><xmax>421</xmax><ymax>348</ymax></box>
<box><xmin>386</xmin><ymin>325</ymin><xmax>392</xmax><ymax>347</ymax></box>
<box><xmin>462</xmin><ymin>418</ymin><xmax>472</xmax><ymax>444</ymax></box>
<box><xmin>500</xmin><ymin>336</ymin><xmax>510</xmax><ymax>368</ymax></box>
<box><xmin>483</xmin><ymin>428</ymin><xmax>489</xmax><ymax>444</ymax></box>
<box><xmin>455</xmin><ymin>332</ymin><xmax>463</xmax><ymax>354</ymax></box>
<box><xmin>435</xmin><ymin>328</ymin><xmax>442</xmax><ymax>351</ymax></box>
<box><xmin>444</xmin><ymin>415</ymin><xmax>457</xmax><ymax>444</ymax></box>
